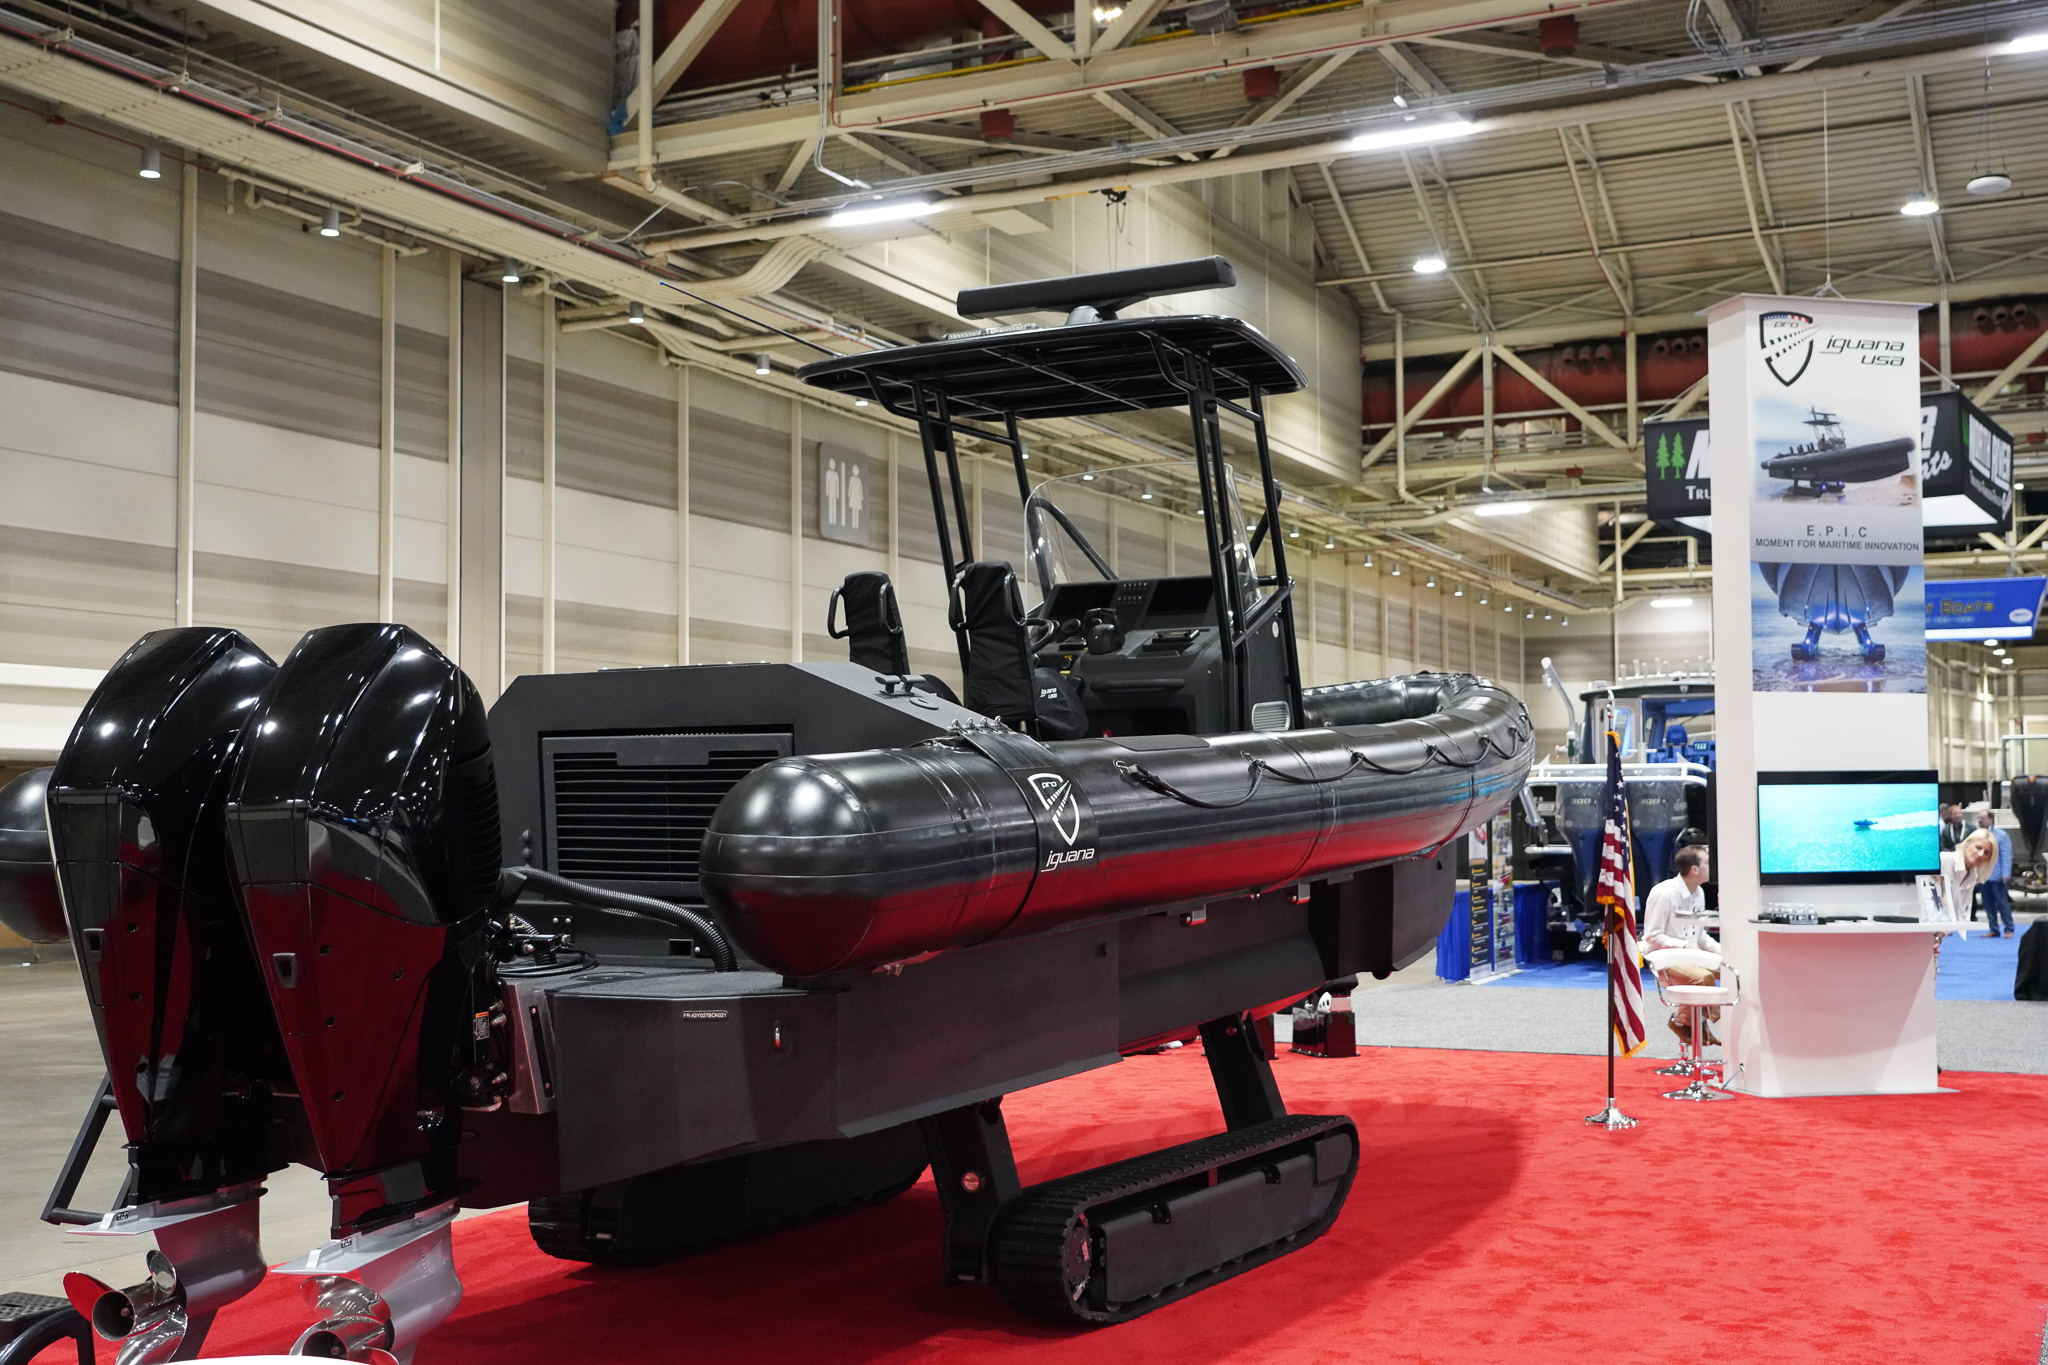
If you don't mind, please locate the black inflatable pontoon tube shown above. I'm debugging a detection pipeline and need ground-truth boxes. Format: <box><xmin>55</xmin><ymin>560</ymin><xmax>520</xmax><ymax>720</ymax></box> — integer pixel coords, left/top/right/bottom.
<box><xmin>500</xmin><ymin>866</ymin><xmax>737</xmax><ymax>971</ymax></box>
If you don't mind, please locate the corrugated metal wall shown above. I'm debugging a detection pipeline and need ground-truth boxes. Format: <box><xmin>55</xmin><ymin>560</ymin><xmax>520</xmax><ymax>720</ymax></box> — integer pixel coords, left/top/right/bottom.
<box><xmin>0</xmin><ymin>114</ymin><xmax>1512</xmax><ymax>758</ymax></box>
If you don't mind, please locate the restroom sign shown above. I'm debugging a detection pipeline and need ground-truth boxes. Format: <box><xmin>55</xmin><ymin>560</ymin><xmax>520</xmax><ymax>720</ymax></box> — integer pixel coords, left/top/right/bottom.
<box><xmin>818</xmin><ymin>443</ymin><xmax>871</xmax><ymax>546</ymax></box>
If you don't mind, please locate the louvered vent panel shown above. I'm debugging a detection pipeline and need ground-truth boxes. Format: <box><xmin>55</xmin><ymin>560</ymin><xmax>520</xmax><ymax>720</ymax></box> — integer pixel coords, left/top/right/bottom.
<box><xmin>543</xmin><ymin>732</ymin><xmax>792</xmax><ymax>890</ymax></box>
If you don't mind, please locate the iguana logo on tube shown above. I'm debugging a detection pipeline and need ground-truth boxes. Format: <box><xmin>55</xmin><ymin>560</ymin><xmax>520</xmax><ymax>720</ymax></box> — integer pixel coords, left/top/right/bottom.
<box><xmin>1758</xmin><ymin>309</ymin><xmax>1816</xmax><ymax>386</ymax></box>
<box><xmin>1028</xmin><ymin>772</ymin><xmax>1082</xmax><ymax>846</ymax></box>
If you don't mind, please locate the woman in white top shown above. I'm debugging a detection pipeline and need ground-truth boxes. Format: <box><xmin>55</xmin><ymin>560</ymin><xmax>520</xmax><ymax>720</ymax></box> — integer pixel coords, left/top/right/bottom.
<box><xmin>1940</xmin><ymin>830</ymin><xmax>1998</xmax><ymax>922</ymax></box>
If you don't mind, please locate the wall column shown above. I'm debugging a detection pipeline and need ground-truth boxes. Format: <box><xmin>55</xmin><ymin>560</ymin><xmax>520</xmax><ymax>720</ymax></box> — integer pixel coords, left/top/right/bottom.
<box><xmin>378</xmin><ymin>246</ymin><xmax>397</xmax><ymax>623</ymax></box>
<box><xmin>175</xmin><ymin>159</ymin><xmax>197</xmax><ymax>627</ymax></box>
<box><xmin>677</xmin><ymin>364</ymin><xmax>691</xmax><ymax>665</ymax></box>
<box><xmin>444</xmin><ymin>252</ymin><xmax>463</xmax><ymax>659</ymax></box>
<box><xmin>790</xmin><ymin>399</ymin><xmax>803</xmax><ymax>662</ymax></box>
<box><xmin>540</xmin><ymin>295</ymin><xmax>558</xmax><ymax>671</ymax></box>
<box><xmin>458</xmin><ymin>277</ymin><xmax>505</xmax><ymax>700</ymax></box>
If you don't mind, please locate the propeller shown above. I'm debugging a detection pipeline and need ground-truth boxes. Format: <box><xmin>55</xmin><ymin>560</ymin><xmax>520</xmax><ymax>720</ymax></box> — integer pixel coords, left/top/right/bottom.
<box><xmin>62</xmin><ymin>1252</ymin><xmax>193</xmax><ymax>1365</ymax></box>
<box><xmin>290</xmin><ymin>1275</ymin><xmax>396</xmax><ymax>1361</ymax></box>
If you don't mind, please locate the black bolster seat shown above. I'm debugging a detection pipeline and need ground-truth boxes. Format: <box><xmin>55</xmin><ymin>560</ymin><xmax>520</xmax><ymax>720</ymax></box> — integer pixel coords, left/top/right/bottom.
<box><xmin>950</xmin><ymin>561</ymin><xmax>1086</xmax><ymax>739</ymax></box>
<box><xmin>828</xmin><ymin>571</ymin><xmax>912</xmax><ymax>675</ymax></box>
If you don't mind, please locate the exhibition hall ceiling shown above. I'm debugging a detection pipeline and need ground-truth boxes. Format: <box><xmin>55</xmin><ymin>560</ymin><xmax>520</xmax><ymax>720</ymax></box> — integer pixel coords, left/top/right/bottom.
<box><xmin>2</xmin><ymin>0</ymin><xmax>2046</xmax><ymax>605</ymax></box>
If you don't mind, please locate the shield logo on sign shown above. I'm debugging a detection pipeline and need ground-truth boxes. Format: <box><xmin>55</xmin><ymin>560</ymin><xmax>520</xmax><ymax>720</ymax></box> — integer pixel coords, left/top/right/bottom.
<box><xmin>1027</xmin><ymin>772</ymin><xmax>1081</xmax><ymax>847</ymax></box>
<box><xmin>1758</xmin><ymin>310</ymin><xmax>1816</xmax><ymax>387</ymax></box>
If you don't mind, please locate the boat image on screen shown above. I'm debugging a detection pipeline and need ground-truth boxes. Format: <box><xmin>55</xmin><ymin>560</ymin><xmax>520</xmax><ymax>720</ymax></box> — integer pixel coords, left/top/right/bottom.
<box><xmin>1758</xmin><ymin>408</ymin><xmax>1915</xmax><ymax>495</ymax></box>
<box><xmin>1756</xmin><ymin>771</ymin><xmax>1939</xmax><ymax>884</ymax></box>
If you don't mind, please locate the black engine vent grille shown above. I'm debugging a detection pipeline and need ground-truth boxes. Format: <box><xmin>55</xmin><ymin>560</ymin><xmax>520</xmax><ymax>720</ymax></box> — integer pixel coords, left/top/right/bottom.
<box><xmin>542</xmin><ymin>732</ymin><xmax>793</xmax><ymax>894</ymax></box>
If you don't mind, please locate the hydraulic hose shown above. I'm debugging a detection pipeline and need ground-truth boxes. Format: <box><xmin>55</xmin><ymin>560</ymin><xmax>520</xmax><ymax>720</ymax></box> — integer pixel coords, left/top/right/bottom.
<box><xmin>496</xmin><ymin>866</ymin><xmax>738</xmax><ymax>971</ymax></box>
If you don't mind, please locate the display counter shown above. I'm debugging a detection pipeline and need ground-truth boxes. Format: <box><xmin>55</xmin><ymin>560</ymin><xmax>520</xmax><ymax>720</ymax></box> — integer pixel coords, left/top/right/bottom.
<box><xmin>1732</xmin><ymin>916</ymin><xmax>1964</xmax><ymax>1098</ymax></box>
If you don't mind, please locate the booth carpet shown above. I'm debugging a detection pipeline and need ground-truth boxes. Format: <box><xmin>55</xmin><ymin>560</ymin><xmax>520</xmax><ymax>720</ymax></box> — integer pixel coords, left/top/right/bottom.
<box><xmin>56</xmin><ymin>1046</ymin><xmax>2044</xmax><ymax>1365</ymax></box>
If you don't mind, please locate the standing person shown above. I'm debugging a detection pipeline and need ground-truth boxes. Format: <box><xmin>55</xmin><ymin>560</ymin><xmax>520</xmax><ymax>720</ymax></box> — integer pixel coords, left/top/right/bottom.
<box><xmin>1976</xmin><ymin>809</ymin><xmax>2015</xmax><ymax>939</ymax></box>
<box><xmin>1939</xmin><ymin>803</ymin><xmax>1966</xmax><ymax>853</ymax></box>
<box><xmin>1642</xmin><ymin>847</ymin><xmax>1718</xmax><ymax>1043</ymax></box>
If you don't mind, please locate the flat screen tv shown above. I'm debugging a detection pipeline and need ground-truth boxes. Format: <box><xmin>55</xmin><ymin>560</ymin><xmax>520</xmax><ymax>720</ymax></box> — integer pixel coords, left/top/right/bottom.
<box><xmin>1756</xmin><ymin>770</ymin><xmax>1940</xmax><ymax>885</ymax></box>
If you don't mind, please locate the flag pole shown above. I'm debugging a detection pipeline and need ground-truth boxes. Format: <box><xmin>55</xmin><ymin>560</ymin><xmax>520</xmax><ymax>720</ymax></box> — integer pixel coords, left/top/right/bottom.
<box><xmin>1585</xmin><ymin>729</ymin><xmax>1637</xmax><ymax>1131</ymax></box>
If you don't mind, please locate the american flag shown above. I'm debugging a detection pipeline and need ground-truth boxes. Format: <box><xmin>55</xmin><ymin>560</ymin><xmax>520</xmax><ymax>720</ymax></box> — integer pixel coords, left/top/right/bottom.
<box><xmin>1596</xmin><ymin>736</ymin><xmax>1647</xmax><ymax>1058</ymax></box>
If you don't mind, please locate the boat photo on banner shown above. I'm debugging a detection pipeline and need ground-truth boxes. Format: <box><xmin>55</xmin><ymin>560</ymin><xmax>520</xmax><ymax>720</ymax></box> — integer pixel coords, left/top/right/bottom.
<box><xmin>1745</xmin><ymin>304</ymin><xmax>1926</xmax><ymax>693</ymax></box>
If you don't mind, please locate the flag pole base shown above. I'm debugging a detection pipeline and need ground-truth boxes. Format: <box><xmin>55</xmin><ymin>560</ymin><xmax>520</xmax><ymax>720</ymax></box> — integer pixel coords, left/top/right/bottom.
<box><xmin>1583</xmin><ymin>1099</ymin><xmax>1637</xmax><ymax>1130</ymax></box>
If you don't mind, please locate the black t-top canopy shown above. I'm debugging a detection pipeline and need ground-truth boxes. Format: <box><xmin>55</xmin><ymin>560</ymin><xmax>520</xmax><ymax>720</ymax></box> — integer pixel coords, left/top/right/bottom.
<box><xmin>794</xmin><ymin>314</ymin><xmax>1306</xmax><ymax>421</ymax></box>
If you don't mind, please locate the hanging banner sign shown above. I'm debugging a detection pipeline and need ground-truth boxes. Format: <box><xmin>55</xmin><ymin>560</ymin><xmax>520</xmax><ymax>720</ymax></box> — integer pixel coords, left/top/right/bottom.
<box><xmin>1644</xmin><ymin>418</ymin><xmax>1712</xmax><ymax>534</ymax></box>
<box><xmin>1920</xmin><ymin>390</ymin><xmax>2014</xmax><ymax>531</ymax></box>
<box><xmin>1646</xmin><ymin>391</ymin><xmax>2013</xmax><ymax>539</ymax></box>
<box><xmin>1923</xmin><ymin>577</ymin><xmax>2046</xmax><ymax>641</ymax></box>
<box><xmin>1730</xmin><ymin>299</ymin><xmax>1926</xmax><ymax>693</ymax></box>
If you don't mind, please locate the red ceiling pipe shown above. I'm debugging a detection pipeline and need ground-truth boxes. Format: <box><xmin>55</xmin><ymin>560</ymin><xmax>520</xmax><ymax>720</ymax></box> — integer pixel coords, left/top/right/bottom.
<box><xmin>1243</xmin><ymin>66</ymin><xmax>1281</xmax><ymax>101</ymax></box>
<box><xmin>1922</xmin><ymin>297</ymin><xmax>2047</xmax><ymax>377</ymax></box>
<box><xmin>654</xmin><ymin>0</ymin><xmax>1074</xmax><ymax>90</ymax></box>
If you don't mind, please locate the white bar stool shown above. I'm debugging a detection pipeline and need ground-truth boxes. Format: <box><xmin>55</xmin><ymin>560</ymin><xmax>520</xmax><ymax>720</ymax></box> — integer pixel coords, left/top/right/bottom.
<box><xmin>1646</xmin><ymin>947</ymin><xmax>1739</xmax><ymax>1102</ymax></box>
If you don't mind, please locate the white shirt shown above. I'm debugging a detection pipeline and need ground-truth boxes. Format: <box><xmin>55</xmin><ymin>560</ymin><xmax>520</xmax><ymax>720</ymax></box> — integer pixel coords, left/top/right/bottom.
<box><xmin>1937</xmin><ymin>848</ymin><xmax>1980</xmax><ymax>921</ymax></box>
<box><xmin>1642</xmin><ymin>875</ymin><xmax>1715</xmax><ymax>952</ymax></box>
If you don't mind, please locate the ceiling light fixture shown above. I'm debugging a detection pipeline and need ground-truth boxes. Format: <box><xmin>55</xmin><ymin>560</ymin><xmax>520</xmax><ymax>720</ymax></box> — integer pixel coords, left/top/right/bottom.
<box><xmin>1080</xmin><ymin>471</ymin><xmax>1095</xmax><ymax>481</ymax></box>
<box><xmin>500</xmin><ymin>258</ymin><xmax>521</xmax><ymax>283</ymax></box>
<box><xmin>319</xmin><ymin>208</ymin><xmax>342</xmax><ymax>238</ymax></box>
<box><xmin>2004</xmin><ymin>656</ymin><xmax>2016</xmax><ymax>666</ymax></box>
<box><xmin>1984</xmin><ymin>638</ymin><xmax>1999</xmax><ymax>647</ymax></box>
<box><xmin>1969</xmin><ymin>172</ymin><xmax>2013</xmax><ymax>195</ymax></box>
<box><xmin>754</xmin><ymin>354</ymin><xmax>772</xmax><ymax>375</ymax></box>
<box><xmin>1092</xmin><ymin>4</ymin><xmax>1124</xmax><ymax>22</ymax></box>
<box><xmin>854</xmin><ymin>398</ymin><xmax>869</xmax><ymax>406</ymax></box>
<box><xmin>1140</xmin><ymin>483</ymin><xmax>1154</xmax><ymax>500</ymax></box>
<box><xmin>1994</xmin><ymin>647</ymin><xmax>2008</xmax><ymax>657</ymax></box>
<box><xmin>1651</xmin><ymin>597</ymin><xmax>1695</xmax><ymax>610</ymax></box>
<box><xmin>627</xmin><ymin>300</ymin><xmax>645</xmax><ymax>325</ymax></box>
<box><xmin>1412</xmin><ymin>254</ymin><xmax>1448</xmax><ymax>275</ymax></box>
<box><xmin>1526</xmin><ymin>608</ymin><xmax>1536</xmax><ymax>619</ymax></box>
<box><xmin>1390</xmin><ymin>562</ymin><xmax>1401</xmax><ymax>576</ymax></box>
<box><xmin>1561</xmin><ymin>616</ymin><xmax>1569</xmax><ymax>626</ymax></box>
<box><xmin>1425</xmin><ymin>573</ymin><xmax>1435</xmax><ymax>588</ymax></box>
<box><xmin>2004</xmin><ymin>30</ymin><xmax>2048</xmax><ymax>53</ymax></box>
<box><xmin>1472</xmin><ymin>500</ymin><xmax>1534</xmax><ymax>517</ymax></box>
<box><xmin>1504</xmin><ymin>603</ymin><xmax>1515</xmax><ymax>614</ymax></box>
<box><xmin>1362</xmin><ymin>553</ymin><xmax>1373</xmax><ymax>567</ymax></box>
<box><xmin>1453</xmin><ymin>584</ymin><xmax>1464</xmax><ymax>597</ymax></box>
<box><xmin>1544</xmin><ymin>611</ymin><xmax>1553</xmax><ymax>621</ymax></box>
<box><xmin>1290</xmin><ymin>524</ymin><xmax>1300</xmax><ymax>539</ymax></box>
<box><xmin>1479</xmin><ymin>592</ymin><xmax>1488</xmax><ymax>604</ymax></box>
<box><xmin>1899</xmin><ymin>195</ymin><xmax>1940</xmax><ymax>217</ymax></box>
<box><xmin>138</xmin><ymin>144</ymin><xmax>162</xmax><ymax>179</ymax></box>
<box><xmin>828</xmin><ymin>197</ymin><xmax>934</xmax><ymax>227</ymax></box>
<box><xmin>1349</xmin><ymin>118</ymin><xmax>1475</xmax><ymax>153</ymax></box>
<box><xmin>1325</xmin><ymin>533</ymin><xmax>1336</xmax><ymax>550</ymax></box>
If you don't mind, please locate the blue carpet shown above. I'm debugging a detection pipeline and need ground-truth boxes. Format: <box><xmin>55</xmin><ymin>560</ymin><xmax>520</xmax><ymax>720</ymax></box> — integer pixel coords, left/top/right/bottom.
<box><xmin>1936</xmin><ymin>925</ymin><xmax>2021</xmax><ymax>1000</ymax></box>
<box><xmin>1471</xmin><ymin>926</ymin><xmax>2020</xmax><ymax>1000</ymax></box>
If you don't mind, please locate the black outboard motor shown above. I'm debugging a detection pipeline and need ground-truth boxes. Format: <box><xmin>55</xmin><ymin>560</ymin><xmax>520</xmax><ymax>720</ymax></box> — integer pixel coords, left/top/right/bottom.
<box><xmin>0</xmin><ymin>766</ymin><xmax>63</xmax><ymax>944</ymax></box>
<box><xmin>47</xmin><ymin>628</ymin><xmax>299</xmax><ymax>1200</ymax></box>
<box><xmin>1557</xmin><ymin>779</ymin><xmax>1606</xmax><ymax>912</ymax></box>
<box><xmin>224</xmin><ymin>622</ymin><xmax>506</xmax><ymax>1238</ymax></box>
<box><xmin>45</xmin><ymin>628</ymin><xmax>294</xmax><ymax>1359</ymax></box>
<box><xmin>1626</xmin><ymin>777</ymin><xmax>1691</xmax><ymax>891</ymax></box>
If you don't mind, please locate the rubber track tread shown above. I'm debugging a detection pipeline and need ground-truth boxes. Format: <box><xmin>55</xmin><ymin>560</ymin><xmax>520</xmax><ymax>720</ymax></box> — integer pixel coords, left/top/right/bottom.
<box><xmin>992</xmin><ymin>1114</ymin><xmax>1356</xmax><ymax>1323</ymax></box>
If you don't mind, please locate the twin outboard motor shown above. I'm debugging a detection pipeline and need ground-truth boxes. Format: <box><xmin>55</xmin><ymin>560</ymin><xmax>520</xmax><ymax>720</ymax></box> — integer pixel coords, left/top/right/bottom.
<box><xmin>45</xmin><ymin>624</ymin><xmax>499</xmax><ymax>1360</ymax></box>
<box><xmin>225</xmin><ymin>622</ymin><xmax>505</xmax><ymax>1236</ymax></box>
<box><xmin>1626</xmin><ymin>778</ymin><xmax>1691</xmax><ymax>890</ymax></box>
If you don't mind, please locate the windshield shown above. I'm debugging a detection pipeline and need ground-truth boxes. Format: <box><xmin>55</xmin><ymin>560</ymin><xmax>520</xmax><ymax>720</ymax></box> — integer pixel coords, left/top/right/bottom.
<box><xmin>1024</xmin><ymin>459</ymin><xmax>1267</xmax><ymax>615</ymax></box>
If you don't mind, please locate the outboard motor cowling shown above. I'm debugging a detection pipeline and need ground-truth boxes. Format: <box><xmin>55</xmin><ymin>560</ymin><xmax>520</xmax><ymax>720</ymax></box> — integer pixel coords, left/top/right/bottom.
<box><xmin>224</xmin><ymin>623</ymin><xmax>504</xmax><ymax>1236</ymax></box>
<box><xmin>46</xmin><ymin>628</ymin><xmax>299</xmax><ymax>1199</ymax></box>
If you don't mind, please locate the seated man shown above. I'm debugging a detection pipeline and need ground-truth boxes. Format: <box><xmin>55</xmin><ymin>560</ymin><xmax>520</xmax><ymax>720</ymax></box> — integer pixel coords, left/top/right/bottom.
<box><xmin>1642</xmin><ymin>846</ymin><xmax>1719</xmax><ymax>1046</ymax></box>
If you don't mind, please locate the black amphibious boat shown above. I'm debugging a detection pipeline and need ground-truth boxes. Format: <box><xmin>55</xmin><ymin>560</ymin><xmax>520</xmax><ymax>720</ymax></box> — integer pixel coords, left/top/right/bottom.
<box><xmin>1759</xmin><ymin>408</ymin><xmax>1916</xmax><ymax>495</ymax></box>
<box><xmin>2</xmin><ymin>258</ymin><xmax>1531</xmax><ymax>1360</ymax></box>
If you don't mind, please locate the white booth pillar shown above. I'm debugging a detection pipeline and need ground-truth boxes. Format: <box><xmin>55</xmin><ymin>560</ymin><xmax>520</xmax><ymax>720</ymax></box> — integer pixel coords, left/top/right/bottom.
<box><xmin>1705</xmin><ymin>294</ymin><xmax>1949</xmax><ymax>1097</ymax></box>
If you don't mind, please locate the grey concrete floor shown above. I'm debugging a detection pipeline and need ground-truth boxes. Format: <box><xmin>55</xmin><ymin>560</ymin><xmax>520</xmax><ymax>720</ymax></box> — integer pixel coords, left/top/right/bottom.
<box><xmin>0</xmin><ymin>959</ymin><xmax>334</xmax><ymax>1300</ymax></box>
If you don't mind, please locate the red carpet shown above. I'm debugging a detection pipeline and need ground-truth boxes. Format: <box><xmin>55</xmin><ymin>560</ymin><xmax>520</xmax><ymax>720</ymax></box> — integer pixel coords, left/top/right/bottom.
<box><xmin>50</xmin><ymin>1047</ymin><xmax>2048</xmax><ymax>1364</ymax></box>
